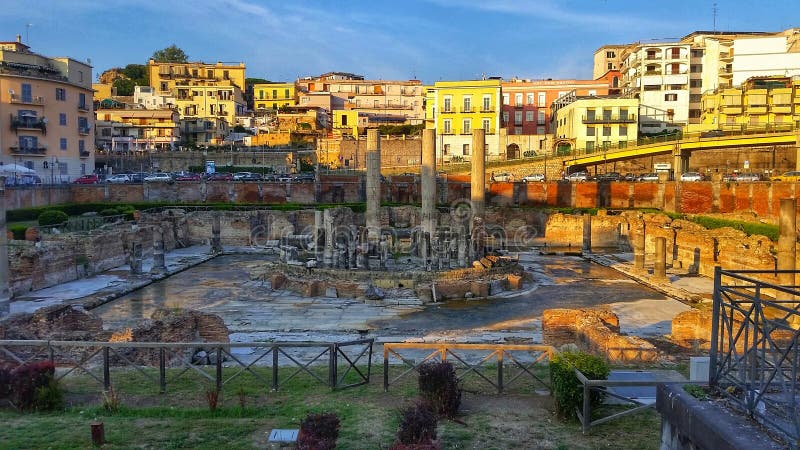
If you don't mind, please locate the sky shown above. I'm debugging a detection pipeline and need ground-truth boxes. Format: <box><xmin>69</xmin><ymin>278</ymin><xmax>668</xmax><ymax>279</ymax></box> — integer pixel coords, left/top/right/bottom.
<box><xmin>1</xmin><ymin>0</ymin><xmax>797</xmax><ymax>85</ymax></box>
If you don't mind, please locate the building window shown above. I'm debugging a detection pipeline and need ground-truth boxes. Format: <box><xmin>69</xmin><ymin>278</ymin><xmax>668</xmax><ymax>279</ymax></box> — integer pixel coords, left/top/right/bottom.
<box><xmin>463</xmin><ymin>96</ymin><xmax>471</xmax><ymax>112</ymax></box>
<box><xmin>483</xmin><ymin>119</ymin><xmax>490</xmax><ymax>132</ymax></box>
<box><xmin>514</xmin><ymin>93</ymin><xmax>523</xmax><ymax>107</ymax></box>
<box><xmin>192</xmin><ymin>69</ymin><xmax>198</xmax><ymax>77</ymax></box>
<box><xmin>463</xmin><ymin>119</ymin><xmax>471</xmax><ymax>134</ymax></box>
<box><xmin>690</xmin><ymin>94</ymin><xmax>702</xmax><ymax>102</ymax></box>
<box><xmin>78</xmin><ymin>93</ymin><xmax>87</xmax><ymax>109</ymax></box>
<box><xmin>586</xmin><ymin>127</ymin><xmax>596</xmax><ymax>136</ymax></box>
<box><xmin>514</xmin><ymin>126</ymin><xmax>522</xmax><ymax>135</ymax></box>
<box><xmin>443</xmin><ymin>119</ymin><xmax>451</xmax><ymax>134</ymax></box>
<box><xmin>502</xmin><ymin>111</ymin><xmax>509</xmax><ymax>124</ymax></box>
<box><xmin>619</xmin><ymin>125</ymin><xmax>628</xmax><ymax>136</ymax></box>
<box><xmin>514</xmin><ymin>111</ymin><xmax>522</xmax><ymax>125</ymax></box>
<box><xmin>55</xmin><ymin>88</ymin><xmax>66</xmax><ymax>101</ymax></box>
<box><xmin>443</xmin><ymin>96</ymin><xmax>452</xmax><ymax>112</ymax></box>
<box><xmin>587</xmin><ymin>109</ymin><xmax>596</xmax><ymax>121</ymax></box>
<box><xmin>537</xmin><ymin>126</ymin><xmax>545</xmax><ymax>134</ymax></box>
<box><xmin>502</xmin><ymin>93</ymin><xmax>509</xmax><ymax>105</ymax></box>
<box><xmin>526</xmin><ymin>93</ymin><xmax>534</xmax><ymax>105</ymax></box>
<box><xmin>223</xmin><ymin>70</ymin><xmax>229</xmax><ymax>79</ymax></box>
<box><xmin>21</xmin><ymin>83</ymin><xmax>32</xmax><ymax>103</ymax></box>
<box><xmin>665</xmin><ymin>93</ymin><xmax>678</xmax><ymax>101</ymax></box>
<box><xmin>462</xmin><ymin>144</ymin><xmax>470</xmax><ymax>155</ymax></box>
<box><xmin>284</xmin><ymin>89</ymin><xmax>290</xmax><ymax>98</ymax></box>
<box><xmin>537</xmin><ymin>93</ymin><xmax>545</xmax><ymax>106</ymax></box>
<box><xmin>525</xmin><ymin>111</ymin><xmax>534</xmax><ymax>122</ymax></box>
<box><xmin>79</xmin><ymin>140</ymin><xmax>85</xmax><ymax>152</ymax></box>
<box><xmin>482</xmin><ymin>95</ymin><xmax>491</xmax><ymax>111</ymax></box>
<box><xmin>602</xmin><ymin>109</ymin><xmax>612</xmax><ymax>121</ymax></box>
<box><xmin>691</xmin><ymin>49</ymin><xmax>703</xmax><ymax>58</ymax></box>
<box><xmin>606</xmin><ymin>51</ymin><xmax>615</xmax><ymax>58</ymax></box>
<box><xmin>620</xmin><ymin>109</ymin><xmax>628</xmax><ymax>120</ymax></box>
<box><xmin>608</xmin><ymin>62</ymin><xmax>613</xmax><ymax>70</ymax></box>
<box><xmin>586</xmin><ymin>141</ymin><xmax>595</xmax><ymax>151</ymax></box>
<box><xmin>60</xmin><ymin>138</ymin><xmax>67</xmax><ymax>150</ymax></box>
<box><xmin>443</xmin><ymin>143</ymin><xmax>450</xmax><ymax>155</ymax></box>
<box><xmin>207</xmin><ymin>70</ymin><xmax>213</xmax><ymax>78</ymax></box>
<box><xmin>59</xmin><ymin>113</ymin><xmax>67</xmax><ymax>126</ymax></box>
<box><xmin>690</xmin><ymin>64</ymin><xmax>702</xmax><ymax>73</ymax></box>
<box><xmin>603</xmin><ymin>126</ymin><xmax>611</xmax><ymax>136</ymax></box>
<box><xmin>259</xmin><ymin>90</ymin><xmax>264</xmax><ymax>100</ymax></box>
<box><xmin>690</xmin><ymin>79</ymin><xmax>703</xmax><ymax>88</ymax></box>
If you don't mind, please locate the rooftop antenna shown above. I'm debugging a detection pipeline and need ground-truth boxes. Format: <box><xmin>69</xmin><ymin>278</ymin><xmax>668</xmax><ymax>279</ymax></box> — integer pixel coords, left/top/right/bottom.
<box><xmin>712</xmin><ymin>3</ymin><xmax>718</xmax><ymax>32</ymax></box>
<box><xmin>25</xmin><ymin>23</ymin><xmax>32</xmax><ymax>44</ymax></box>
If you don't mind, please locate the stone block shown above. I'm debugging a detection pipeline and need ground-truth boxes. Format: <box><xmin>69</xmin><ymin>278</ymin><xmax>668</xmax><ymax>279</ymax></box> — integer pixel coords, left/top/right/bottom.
<box><xmin>507</xmin><ymin>274</ymin><xmax>522</xmax><ymax>290</ymax></box>
<box><xmin>472</xmin><ymin>261</ymin><xmax>485</xmax><ymax>270</ymax></box>
<box><xmin>489</xmin><ymin>279</ymin><xmax>506</xmax><ymax>295</ymax></box>
<box><xmin>470</xmin><ymin>281</ymin><xmax>489</xmax><ymax>297</ymax></box>
<box><xmin>324</xmin><ymin>286</ymin><xmax>338</xmax><ymax>298</ymax></box>
<box><xmin>271</xmin><ymin>273</ymin><xmax>287</xmax><ymax>290</ymax></box>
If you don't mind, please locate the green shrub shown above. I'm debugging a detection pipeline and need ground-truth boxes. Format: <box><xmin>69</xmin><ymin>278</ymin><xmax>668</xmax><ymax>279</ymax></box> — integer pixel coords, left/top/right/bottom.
<box><xmin>33</xmin><ymin>378</ymin><xmax>63</xmax><ymax>411</ymax></box>
<box><xmin>690</xmin><ymin>216</ymin><xmax>778</xmax><ymax>241</ymax></box>
<box><xmin>99</xmin><ymin>208</ymin><xmax>119</xmax><ymax>217</ymax></box>
<box><xmin>37</xmin><ymin>210</ymin><xmax>68</xmax><ymax>226</ymax></box>
<box><xmin>418</xmin><ymin>362</ymin><xmax>462</xmax><ymax>419</ymax></box>
<box><xmin>550</xmin><ymin>351</ymin><xmax>609</xmax><ymax>420</ymax></box>
<box><xmin>8</xmin><ymin>225</ymin><xmax>28</xmax><ymax>240</ymax></box>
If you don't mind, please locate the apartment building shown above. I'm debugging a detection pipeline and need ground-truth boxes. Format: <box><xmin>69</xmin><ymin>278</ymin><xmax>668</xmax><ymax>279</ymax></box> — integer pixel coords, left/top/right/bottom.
<box><xmin>500</xmin><ymin>78</ymin><xmax>612</xmax><ymax>155</ymax></box>
<box><xmin>95</xmin><ymin>108</ymin><xmax>180</xmax><ymax>152</ymax></box>
<box><xmin>731</xmin><ymin>29</ymin><xmax>800</xmax><ymax>86</ymax></box>
<box><xmin>147</xmin><ymin>59</ymin><xmax>246</xmax><ymax>130</ymax></box>
<box><xmin>593</xmin><ymin>45</ymin><xmax>628</xmax><ymax>79</ymax></box>
<box><xmin>0</xmin><ymin>36</ymin><xmax>94</xmax><ymax>182</ymax></box>
<box><xmin>701</xmin><ymin>76</ymin><xmax>800</xmax><ymax>129</ymax></box>
<box><xmin>181</xmin><ymin>117</ymin><xmax>229</xmax><ymax>146</ymax></box>
<box><xmin>425</xmin><ymin>79</ymin><xmax>502</xmax><ymax>161</ymax></box>
<box><xmin>297</xmin><ymin>72</ymin><xmax>425</xmax><ymax>125</ymax></box>
<box><xmin>552</xmin><ymin>93</ymin><xmax>639</xmax><ymax>154</ymax></box>
<box><xmin>253</xmin><ymin>82</ymin><xmax>296</xmax><ymax>111</ymax></box>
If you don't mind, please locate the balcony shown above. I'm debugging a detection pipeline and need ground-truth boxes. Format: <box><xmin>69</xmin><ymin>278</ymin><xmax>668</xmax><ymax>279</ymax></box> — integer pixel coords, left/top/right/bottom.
<box><xmin>460</xmin><ymin>107</ymin><xmax>474</xmax><ymax>113</ymax></box>
<box><xmin>480</xmin><ymin>106</ymin><xmax>495</xmax><ymax>113</ymax></box>
<box><xmin>78</xmin><ymin>103</ymin><xmax>90</xmax><ymax>112</ymax></box>
<box><xmin>441</xmin><ymin>129</ymin><xmax>454</xmax><ymax>135</ymax></box>
<box><xmin>9</xmin><ymin>145</ymin><xmax>47</xmax><ymax>156</ymax></box>
<box><xmin>10</xmin><ymin>94</ymin><xmax>45</xmax><ymax>105</ymax></box>
<box><xmin>80</xmin><ymin>150</ymin><xmax>91</xmax><ymax>158</ymax></box>
<box><xmin>10</xmin><ymin>115</ymin><xmax>47</xmax><ymax>133</ymax></box>
<box><xmin>441</xmin><ymin>108</ymin><xmax>456</xmax><ymax>114</ymax></box>
<box><xmin>582</xmin><ymin>114</ymin><xmax>636</xmax><ymax>124</ymax></box>
<box><xmin>78</xmin><ymin>126</ymin><xmax>91</xmax><ymax>135</ymax></box>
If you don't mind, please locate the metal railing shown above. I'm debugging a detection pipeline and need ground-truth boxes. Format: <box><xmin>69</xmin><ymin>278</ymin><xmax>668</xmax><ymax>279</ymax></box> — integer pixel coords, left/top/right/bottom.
<box><xmin>383</xmin><ymin>343</ymin><xmax>554</xmax><ymax>393</ymax></box>
<box><xmin>710</xmin><ymin>267</ymin><xmax>800</xmax><ymax>446</ymax></box>
<box><xmin>0</xmin><ymin>339</ymin><xmax>373</xmax><ymax>392</ymax></box>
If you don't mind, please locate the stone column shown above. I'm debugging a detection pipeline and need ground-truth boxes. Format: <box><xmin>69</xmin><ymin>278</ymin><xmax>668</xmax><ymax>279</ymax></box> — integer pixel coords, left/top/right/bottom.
<box><xmin>778</xmin><ymin>198</ymin><xmax>797</xmax><ymax>288</ymax></box>
<box><xmin>314</xmin><ymin>210</ymin><xmax>323</xmax><ymax>261</ymax></box>
<box><xmin>470</xmin><ymin>129</ymin><xmax>486</xmax><ymax>219</ymax></box>
<box><xmin>0</xmin><ymin>178</ymin><xmax>10</xmax><ymax>304</ymax></box>
<box><xmin>673</xmin><ymin>145</ymin><xmax>688</xmax><ymax>179</ymax></box>
<box><xmin>365</xmin><ymin>129</ymin><xmax>381</xmax><ymax>240</ymax></box>
<box><xmin>130</xmin><ymin>241</ymin><xmax>143</xmax><ymax>275</ymax></box>
<box><xmin>654</xmin><ymin>236</ymin><xmax>667</xmax><ymax>281</ymax></box>
<box><xmin>323</xmin><ymin>209</ymin><xmax>334</xmax><ymax>267</ymax></box>
<box><xmin>582</xmin><ymin>214</ymin><xmax>592</xmax><ymax>252</ymax></box>
<box><xmin>421</xmin><ymin>129</ymin><xmax>437</xmax><ymax>238</ymax></box>
<box><xmin>633</xmin><ymin>218</ymin><xmax>646</xmax><ymax>272</ymax></box>
<box><xmin>151</xmin><ymin>226</ymin><xmax>166</xmax><ymax>274</ymax></box>
<box><xmin>211</xmin><ymin>213</ymin><xmax>223</xmax><ymax>253</ymax></box>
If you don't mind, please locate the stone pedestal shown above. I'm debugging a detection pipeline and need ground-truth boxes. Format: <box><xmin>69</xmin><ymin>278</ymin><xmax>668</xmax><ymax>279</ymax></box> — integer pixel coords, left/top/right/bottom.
<box><xmin>633</xmin><ymin>219</ymin><xmax>646</xmax><ymax>272</ymax></box>
<box><xmin>151</xmin><ymin>227</ymin><xmax>166</xmax><ymax>274</ymax></box>
<box><xmin>211</xmin><ymin>213</ymin><xmax>223</xmax><ymax>253</ymax></box>
<box><xmin>654</xmin><ymin>236</ymin><xmax>667</xmax><ymax>281</ymax></box>
<box><xmin>778</xmin><ymin>198</ymin><xmax>797</xmax><ymax>309</ymax></box>
<box><xmin>582</xmin><ymin>214</ymin><xmax>592</xmax><ymax>252</ymax></box>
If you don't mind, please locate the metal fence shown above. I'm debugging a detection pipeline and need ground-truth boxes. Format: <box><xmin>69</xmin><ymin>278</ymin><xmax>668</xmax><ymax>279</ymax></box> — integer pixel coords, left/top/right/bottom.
<box><xmin>710</xmin><ymin>267</ymin><xmax>800</xmax><ymax>446</ymax></box>
<box><xmin>0</xmin><ymin>339</ymin><xmax>373</xmax><ymax>393</ymax></box>
<box><xmin>383</xmin><ymin>343</ymin><xmax>554</xmax><ymax>393</ymax></box>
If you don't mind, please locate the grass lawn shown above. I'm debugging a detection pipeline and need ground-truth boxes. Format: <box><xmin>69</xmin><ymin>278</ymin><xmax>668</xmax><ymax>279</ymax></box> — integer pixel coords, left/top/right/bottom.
<box><xmin>0</xmin><ymin>364</ymin><xmax>661</xmax><ymax>449</ymax></box>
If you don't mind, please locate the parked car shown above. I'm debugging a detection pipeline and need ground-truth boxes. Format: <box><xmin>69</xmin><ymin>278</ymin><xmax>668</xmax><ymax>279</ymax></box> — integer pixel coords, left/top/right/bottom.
<box><xmin>491</xmin><ymin>172</ymin><xmax>513</xmax><ymax>182</ymax></box>
<box><xmin>106</xmin><ymin>174</ymin><xmax>131</xmax><ymax>183</ymax></box>
<box><xmin>771</xmin><ymin>171</ymin><xmax>800</xmax><ymax>182</ymax></box>
<box><xmin>597</xmin><ymin>172</ymin><xmax>621</xmax><ymax>182</ymax></box>
<box><xmin>293</xmin><ymin>173</ymin><xmax>315</xmax><ymax>182</ymax></box>
<box><xmin>233</xmin><ymin>172</ymin><xmax>262</xmax><ymax>181</ymax></box>
<box><xmin>680</xmin><ymin>172</ymin><xmax>705</xmax><ymax>182</ymax></box>
<box><xmin>521</xmin><ymin>173</ymin><xmax>545</xmax><ymax>183</ymax></box>
<box><xmin>174</xmin><ymin>172</ymin><xmax>201</xmax><ymax>181</ymax></box>
<box><xmin>566</xmin><ymin>171</ymin><xmax>588</xmax><ymax>182</ymax></box>
<box><xmin>73</xmin><ymin>174</ymin><xmax>99</xmax><ymax>184</ymax></box>
<box><xmin>144</xmin><ymin>172</ymin><xmax>174</xmax><ymax>183</ymax></box>
<box><xmin>622</xmin><ymin>173</ymin><xmax>637</xmax><ymax>182</ymax></box>
<box><xmin>637</xmin><ymin>173</ymin><xmax>660</xmax><ymax>182</ymax></box>
<box><xmin>206</xmin><ymin>172</ymin><xmax>234</xmax><ymax>182</ymax></box>
<box><xmin>733</xmin><ymin>173</ymin><xmax>763</xmax><ymax>182</ymax></box>
<box><xmin>129</xmin><ymin>172</ymin><xmax>149</xmax><ymax>183</ymax></box>
<box><xmin>700</xmin><ymin>130</ymin><xmax>726</xmax><ymax>138</ymax></box>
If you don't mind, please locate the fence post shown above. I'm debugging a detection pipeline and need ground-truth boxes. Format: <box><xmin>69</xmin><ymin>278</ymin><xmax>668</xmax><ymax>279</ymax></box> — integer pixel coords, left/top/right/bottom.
<box><xmin>272</xmin><ymin>345</ymin><xmax>279</xmax><ymax>391</ymax></box>
<box><xmin>709</xmin><ymin>266</ymin><xmax>721</xmax><ymax>386</ymax></box>
<box><xmin>215</xmin><ymin>347</ymin><xmax>222</xmax><ymax>392</ymax></box>
<box><xmin>159</xmin><ymin>348</ymin><xmax>166</xmax><ymax>394</ymax></box>
<box><xmin>582</xmin><ymin>381</ymin><xmax>590</xmax><ymax>434</ymax></box>
<box><xmin>103</xmin><ymin>347</ymin><xmax>110</xmax><ymax>390</ymax></box>
<box><xmin>47</xmin><ymin>341</ymin><xmax>54</xmax><ymax>363</ymax></box>
<box><xmin>329</xmin><ymin>344</ymin><xmax>337</xmax><ymax>389</ymax></box>
<box><xmin>383</xmin><ymin>348</ymin><xmax>389</xmax><ymax>392</ymax></box>
<box><xmin>497</xmin><ymin>351</ymin><xmax>504</xmax><ymax>394</ymax></box>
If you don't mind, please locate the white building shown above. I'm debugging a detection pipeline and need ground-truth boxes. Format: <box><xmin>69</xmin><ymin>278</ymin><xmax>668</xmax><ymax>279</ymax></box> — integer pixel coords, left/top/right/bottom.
<box><xmin>732</xmin><ymin>29</ymin><xmax>800</xmax><ymax>86</ymax></box>
<box><xmin>133</xmin><ymin>85</ymin><xmax>174</xmax><ymax>109</ymax></box>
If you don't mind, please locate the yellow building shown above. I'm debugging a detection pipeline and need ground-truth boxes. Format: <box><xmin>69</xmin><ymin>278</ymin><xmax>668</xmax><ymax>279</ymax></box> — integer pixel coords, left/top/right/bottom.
<box><xmin>425</xmin><ymin>80</ymin><xmax>502</xmax><ymax>161</ymax></box>
<box><xmin>0</xmin><ymin>36</ymin><xmax>94</xmax><ymax>182</ymax></box>
<box><xmin>92</xmin><ymin>82</ymin><xmax>113</xmax><ymax>102</ymax></box>
<box><xmin>701</xmin><ymin>76</ymin><xmax>800</xmax><ymax>130</ymax></box>
<box><xmin>253</xmin><ymin>82</ymin><xmax>296</xmax><ymax>110</ymax></box>
<box><xmin>332</xmin><ymin>110</ymin><xmax>360</xmax><ymax>137</ymax></box>
<box><xmin>147</xmin><ymin>59</ymin><xmax>246</xmax><ymax>130</ymax></box>
<box><xmin>552</xmin><ymin>93</ymin><xmax>639</xmax><ymax>153</ymax></box>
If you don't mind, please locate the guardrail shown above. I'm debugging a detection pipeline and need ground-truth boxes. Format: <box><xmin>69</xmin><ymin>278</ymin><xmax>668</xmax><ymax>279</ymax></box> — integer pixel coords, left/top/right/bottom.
<box><xmin>0</xmin><ymin>339</ymin><xmax>373</xmax><ymax>392</ymax></box>
<box><xmin>383</xmin><ymin>343</ymin><xmax>554</xmax><ymax>393</ymax></box>
<box><xmin>710</xmin><ymin>267</ymin><xmax>800</xmax><ymax>445</ymax></box>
